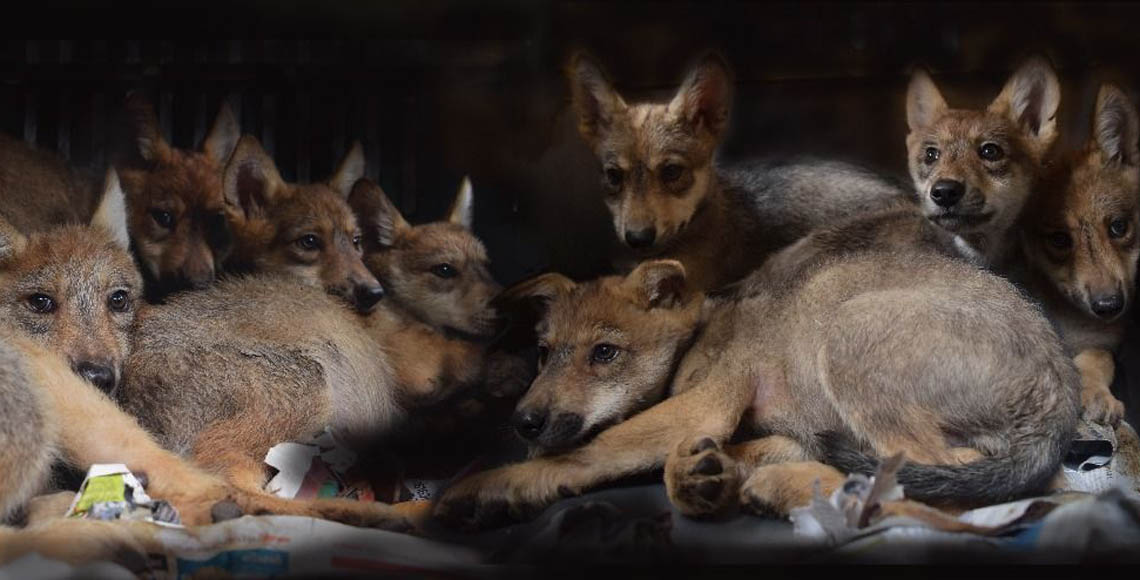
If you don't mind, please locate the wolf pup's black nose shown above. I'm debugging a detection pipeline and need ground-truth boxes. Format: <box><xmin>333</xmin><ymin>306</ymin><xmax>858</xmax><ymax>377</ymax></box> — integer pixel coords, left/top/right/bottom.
<box><xmin>74</xmin><ymin>362</ymin><xmax>116</xmax><ymax>393</ymax></box>
<box><xmin>1091</xmin><ymin>293</ymin><xmax>1124</xmax><ymax>318</ymax></box>
<box><xmin>353</xmin><ymin>283</ymin><xmax>385</xmax><ymax>312</ymax></box>
<box><xmin>624</xmin><ymin>227</ymin><xmax>657</xmax><ymax>249</ymax></box>
<box><xmin>930</xmin><ymin>179</ymin><xmax>966</xmax><ymax>208</ymax></box>
<box><xmin>512</xmin><ymin>409</ymin><xmax>549</xmax><ymax>440</ymax></box>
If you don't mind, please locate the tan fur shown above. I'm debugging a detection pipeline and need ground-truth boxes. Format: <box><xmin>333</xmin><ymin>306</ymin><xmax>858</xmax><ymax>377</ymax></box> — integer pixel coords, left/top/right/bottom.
<box><xmin>906</xmin><ymin>58</ymin><xmax>1061</xmax><ymax>268</ymax></box>
<box><xmin>0</xmin><ymin>134</ymin><xmax>100</xmax><ymax>235</ymax></box>
<box><xmin>434</xmin><ymin>248</ymin><xmax>1080</xmax><ymax>530</ymax></box>
<box><xmin>222</xmin><ymin>136</ymin><xmax>382</xmax><ymax>312</ymax></box>
<box><xmin>1020</xmin><ymin>83</ymin><xmax>1140</xmax><ymax>425</ymax></box>
<box><xmin>118</xmin><ymin>95</ymin><xmax>241</xmax><ymax>298</ymax></box>
<box><xmin>0</xmin><ymin>333</ymin><xmax>408</xmax><ymax>567</ymax></box>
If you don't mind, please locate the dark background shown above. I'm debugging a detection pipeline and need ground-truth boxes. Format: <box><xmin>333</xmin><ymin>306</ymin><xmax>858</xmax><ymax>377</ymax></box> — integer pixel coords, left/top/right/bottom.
<box><xmin>5</xmin><ymin>1</ymin><xmax>1140</xmax><ymax>285</ymax></box>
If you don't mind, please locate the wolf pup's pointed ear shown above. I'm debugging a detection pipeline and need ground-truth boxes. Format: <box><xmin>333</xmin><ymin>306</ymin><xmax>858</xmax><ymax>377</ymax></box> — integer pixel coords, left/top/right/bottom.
<box><xmin>0</xmin><ymin>217</ymin><xmax>27</xmax><ymax>263</ymax></box>
<box><xmin>989</xmin><ymin>57</ymin><xmax>1061</xmax><ymax>151</ymax></box>
<box><xmin>203</xmin><ymin>100</ymin><xmax>241</xmax><ymax>165</ymax></box>
<box><xmin>223</xmin><ymin>136</ymin><xmax>285</xmax><ymax>219</ymax></box>
<box><xmin>126</xmin><ymin>91</ymin><xmax>173</xmax><ymax>164</ymax></box>
<box><xmin>91</xmin><ymin>169</ymin><xmax>131</xmax><ymax>252</ymax></box>
<box><xmin>446</xmin><ymin>176</ymin><xmax>474</xmax><ymax>229</ymax></box>
<box><xmin>906</xmin><ymin>69</ymin><xmax>948</xmax><ymax>131</ymax></box>
<box><xmin>625</xmin><ymin>259</ymin><xmax>689</xmax><ymax>309</ymax></box>
<box><xmin>329</xmin><ymin>141</ymin><xmax>366</xmax><ymax>198</ymax></box>
<box><xmin>568</xmin><ymin>51</ymin><xmax>627</xmax><ymax>142</ymax></box>
<box><xmin>497</xmin><ymin>272</ymin><xmax>577</xmax><ymax>308</ymax></box>
<box><xmin>348</xmin><ymin>178</ymin><xmax>408</xmax><ymax>248</ymax></box>
<box><xmin>1093</xmin><ymin>83</ymin><xmax>1140</xmax><ymax>167</ymax></box>
<box><xmin>670</xmin><ymin>53</ymin><xmax>734</xmax><ymax>138</ymax></box>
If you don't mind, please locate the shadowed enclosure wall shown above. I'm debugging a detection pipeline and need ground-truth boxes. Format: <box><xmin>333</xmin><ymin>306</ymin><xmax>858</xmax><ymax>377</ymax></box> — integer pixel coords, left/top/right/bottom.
<box><xmin>6</xmin><ymin>1</ymin><xmax>1139</xmax><ymax>284</ymax></box>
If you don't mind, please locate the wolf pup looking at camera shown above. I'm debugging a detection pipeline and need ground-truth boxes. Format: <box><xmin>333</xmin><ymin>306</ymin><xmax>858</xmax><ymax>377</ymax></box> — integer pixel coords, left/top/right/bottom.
<box><xmin>1021</xmin><ymin>83</ymin><xmax>1140</xmax><ymax>426</ymax></box>
<box><xmin>117</xmin><ymin>94</ymin><xmax>241</xmax><ymax>300</ymax></box>
<box><xmin>0</xmin><ymin>171</ymin><xmax>410</xmax><ymax>554</ymax></box>
<box><xmin>433</xmin><ymin>244</ymin><xmax>1079</xmax><ymax>530</ymax></box>
<box><xmin>905</xmin><ymin>58</ymin><xmax>1061</xmax><ymax>269</ymax></box>
<box><xmin>567</xmin><ymin>51</ymin><xmax>909</xmax><ymax>291</ymax></box>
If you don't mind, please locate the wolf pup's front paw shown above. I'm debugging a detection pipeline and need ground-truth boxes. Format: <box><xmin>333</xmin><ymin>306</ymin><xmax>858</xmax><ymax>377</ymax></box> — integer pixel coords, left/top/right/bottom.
<box><xmin>1082</xmin><ymin>387</ymin><xmax>1125</xmax><ymax>426</ymax></box>
<box><xmin>433</xmin><ymin>466</ymin><xmax>558</xmax><ymax>532</ymax></box>
<box><xmin>665</xmin><ymin>436</ymin><xmax>740</xmax><ymax>518</ymax></box>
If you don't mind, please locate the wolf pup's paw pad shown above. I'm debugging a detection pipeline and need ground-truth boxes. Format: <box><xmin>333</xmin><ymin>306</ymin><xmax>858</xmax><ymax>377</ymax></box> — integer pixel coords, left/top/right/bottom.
<box><xmin>665</xmin><ymin>436</ymin><xmax>740</xmax><ymax>518</ymax></box>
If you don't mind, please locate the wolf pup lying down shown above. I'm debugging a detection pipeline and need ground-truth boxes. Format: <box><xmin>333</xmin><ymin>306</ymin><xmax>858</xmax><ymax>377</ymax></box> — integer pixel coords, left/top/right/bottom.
<box><xmin>0</xmin><ymin>172</ymin><xmax>408</xmax><ymax>565</ymax></box>
<box><xmin>118</xmin><ymin>93</ymin><xmax>241</xmax><ymax>300</ymax></box>
<box><xmin>567</xmin><ymin>51</ymin><xmax>909</xmax><ymax>291</ymax></box>
<box><xmin>905</xmin><ymin>58</ymin><xmax>1061</xmax><ymax>269</ymax></box>
<box><xmin>117</xmin><ymin>179</ymin><xmax>500</xmax><ymax>505</ymax></box>
<box><xmin>433</xmin><ymin>246</ymin><xmax>1080</xmax><ymax>530</ymax></box>
<box><xmin>220</xmin><ymin>135</ymin><xmax>384</xmax><ymax>312</ymax></box>
<box><xmin>1020</xmin><ymin>83</ymin><xmax>1140</xmax><ymax>426</ymax></box>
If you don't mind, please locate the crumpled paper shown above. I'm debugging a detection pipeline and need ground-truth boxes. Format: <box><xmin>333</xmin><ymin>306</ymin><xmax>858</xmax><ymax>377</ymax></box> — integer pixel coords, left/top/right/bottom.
<box><xmin>65</xmin><ymin>464</ymin><xmax>180</xmax><ymax>525</ymax></box>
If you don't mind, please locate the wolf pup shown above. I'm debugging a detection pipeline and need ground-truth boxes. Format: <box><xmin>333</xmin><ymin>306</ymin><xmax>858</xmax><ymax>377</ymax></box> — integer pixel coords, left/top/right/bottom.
<box><xmin>221</xmin><ymin>136</ymin><xmax>384</xmax><ymax>312</ymax></box>
<box><xmin>905</xmin><ymin>58</ymin><xmax>1061</xmax><ymax>268</ymax></box>
<box><xmin>433</xmin><ymin>248</ymin><xmax>1079</xmax><ymax>530</ymax></box>
<box><xmin>0</xmin><ymin>334</ymin><xmax>408</xmax><ymax>568</ymax></box>
<box><xmin>1021</xmin><ymin>84</ymin><xmax>1140</xmax><ymax>426</ymax></box>
<box><xmin>349</xmin><ymin>176</ymin><xmax>500</xmax><ymax>338</ymax></box>
<box><xmin>0</xmin><ymin>170</ymin><xmax>138</xmax><ymax>394</ymax></box>
<box><xmin>567</xmin><ymin>51</ymin><xmax>908</xmax><ymax>291</ymax></box>
<box><xmin>118</xmin><ymin>94</ymin><xmax>241</xmax><ymax>300</ymax></box>
<box><xmin>349</xmin><ymin>177</ymin><xmax>533</xmax><ymax>447</ymax></box>
<box><xmin>0</xmin><ymin>174</ymin><xmax>408</xmax><ymax>541</ymax></box>
<box><xmin>117</xmin><ymin>181</ymin><xmax>498</xmax><ymax>500</ymax></box>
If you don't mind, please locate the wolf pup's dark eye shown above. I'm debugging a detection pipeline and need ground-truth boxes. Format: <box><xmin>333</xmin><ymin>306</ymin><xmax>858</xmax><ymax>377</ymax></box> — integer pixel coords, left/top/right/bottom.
<box><xmin>431</xmin><ymin>263</ymin><xmax>458</xmax><ymax>279</ymax></box>
<box><xmin>1110</xmin><ymin>219</ymin><xmax>1130</xmax><ymax>239</ymax></box>
<box><xmin>108</xmin><ymin>290</ymin><xmax>130</xmax><ymax>312</ymax></box>
<box><xmin>537</xmin><ymin>345</ymin><xmax>550</xmax><ymax>366</ymax></box>
<box><xmin>151</xmin><ymin>210</ymin><xmax>175</xmax><ymax>229</ymax></box>
<box><xmin>660</xmin><ymin>163</ymin><xmax>684</xmax><ymax>184</ymax></box>
<box><xmin>27</xmin><ymin>293</ymin><xmax>56</xmax><ymax>314</ymax></box>
<box><xmin>979</xmin><ymin>143</ymin><xmax>1004</xmax><ymax>161</ymax></box>
<box><xmin>1048</xmin><ymin>232</ymin><xmax>1073</xmax><ymax>250</ymax></box>
<box><xmin>604</xmin><ymin>167</ymin><xmax>624</xmax><ymax>188</ymax></box>
<box><xmin>352</xmin><ymin>234</ymin><xmax>362</xmax><ymax>250</ymax></box>
<box><xmin>590</xmin><ymin>343</ymin><xmax>619</xmax><ymax>364</ymax></box>
<box><xmin>296</xmin><ymin>234</ymin><xmax>321</xmax><ymax>251</ymax></box>
<box><xmin>924</xmin><ymin>147</ymin><xmax>940</xmax><ymax>164</ymax></box>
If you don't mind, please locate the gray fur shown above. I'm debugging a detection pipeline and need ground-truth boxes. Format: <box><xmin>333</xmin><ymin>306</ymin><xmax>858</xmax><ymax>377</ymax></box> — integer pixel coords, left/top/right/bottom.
<box><xmin>0</xmin><ymin>337</ymin><xmax>54</xmax><ymax>522</ymax></box>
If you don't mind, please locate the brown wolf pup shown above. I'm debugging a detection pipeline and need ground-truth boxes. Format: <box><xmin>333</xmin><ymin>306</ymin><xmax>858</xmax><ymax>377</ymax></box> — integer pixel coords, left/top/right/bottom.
<box><xmin>0</xmin><ymin>175</ymin><xmax>408</xmax><ymax>560</ymax></box>
<box><xmin>432</xmin><ymin>248</ymin><xmax>1079</xmax><ymax>530</ymax></box>
<box><xmin>0</xmin><ymin>334</ymin><xmax>408</xmax><ymax>567</ymax></box>
<box><xmin>0</xmin><ymin>134</ymin><xmax>100</xmax><ymax>235</ymax></box>
<box><xmin>348</xmin><ymin>177</ymin><xmax>533</xmax><ymax>456</ymax></box>
<box><xmin>0</xmin><ymin>170</ymin><xmax>137</xmax><ymax>394</ymax></box>
<box><xmin>221</xmin><ymin>135</ymin><xmax>384</xmax><ymax>312</ymax></box>
<box><xmin>117</xmin><ymin>196</ymin><xmax>492</xmax><ymax>502</ymax></box>
<box><xmin>1020</xmin><ymin>84</ymin><xmax>1140</xmax><ymax>426</ymax></box>
<box><xmin>349</xmin><ymin>176</ymin><xmax>500</xmax><ymax>338</ymax></box>
<box><xmin>905</xmin><ymin>58</ymin><xmax>1061</xmax><ymax>268</ymax></box>
<box><xmin>118</xmin><ymin>94</ymin><xmax>241</xmax><ymax>300</ymax></box>
<box><xmin>567</xmin><ymin>51</ymin><xmax>908</xmax><ymax>291</ymax></box>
